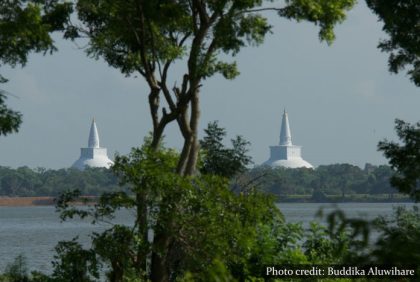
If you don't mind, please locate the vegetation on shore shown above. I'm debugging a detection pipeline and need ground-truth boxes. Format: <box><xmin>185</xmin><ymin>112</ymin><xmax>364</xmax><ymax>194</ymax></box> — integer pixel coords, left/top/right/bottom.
<box><xmin>247</xmin><ymin>163</ymin><xmax>400</xmax><ymax>202</ymax></box>
<box><xmin>277</xmin><ymin>193</ymin><xmax>411</xmax><ymax>203</ymax></box>
<box><xmin>0</xmin><ymin>162</ymin><xmax>401</xmax><ymax>203</ymax></box>
<box><xmin>0</xmin><ymin>167</ymin><xmax>120</xmax><ymax>197</ymax></box>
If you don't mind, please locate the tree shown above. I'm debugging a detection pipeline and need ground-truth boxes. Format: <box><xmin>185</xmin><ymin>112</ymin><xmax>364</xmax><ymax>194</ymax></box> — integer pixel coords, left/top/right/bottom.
<box><xmin>0</xmin><ymin>0</ymin><xmax>72</xmax><ymax>135</ymax></box>
<box><xmin>51</xmin><ymin>239</ymin><xmax>99</xmax><ymax>282</ymax></box>
<box><xmin>368</xmin><ymin>165</ymin><xmax>396</xmax><ymax>197</ymax></box>
<box><xmin>370</xmin><ymin>206</ymin><xmax>420</xmax><ymax>267</ymax></box>
<box><xmin>200</xmin><ymin>121</ymin><xmax>252</xmax><ymax>178</ymax></box>
<box><xmin>378</xmin><ymin>119</ymin><xmax>420</xmax><ymax>201</ymax></box>
<box><xmin>0</xmin><ymin>91</ymin><xmax>21</xmax><ymax>136</ymax></box>
<box><xmin>3</xmin><ymin>254</ymin><xmax>29</xmax><ymax>282</ymax></box>
<box><xmin>0</xmin><ymin>166</ymin><xmax>120</xmax><ymax>197</ymax></box>
<box><xmin>366</xmin><ymin>0</ymin><xmax>420</xmax><ymax>86</ymax></box>
<box><xmin>55</xmin><ymin>136</ymin><xmax>284</xmax><ymax>281</ymax></box>
<box><xmin>327</xmin><ymin>205</ymin><xmax>420</xmax><ymax>271</ymax></box>
<box><xmin>59</xmin><ymin>1</ymin><xmax>356</xmax><ymax>280</ymax></box>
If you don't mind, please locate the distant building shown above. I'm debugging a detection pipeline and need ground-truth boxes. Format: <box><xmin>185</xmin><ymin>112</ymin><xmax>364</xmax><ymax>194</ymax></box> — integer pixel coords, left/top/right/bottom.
<box><xmin>72</xmin><ymin>119</ymin><xmax>114</xmax><ymax>170</ymax></box>
<box><xmin>263</xmin><ymin>110</ymin><xmax>313</xmax><ymax>168</ymax></box>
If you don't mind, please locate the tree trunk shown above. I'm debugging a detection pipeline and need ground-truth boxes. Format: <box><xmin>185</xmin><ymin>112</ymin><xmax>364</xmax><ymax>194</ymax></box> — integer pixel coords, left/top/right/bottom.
<box><xmin>135</xmin><ymin>192</ymin><xmax>148</xmax><ymax>277</ymax></box>
<box><xmin>150</xmin><ymin>196</ymin><xmax>174</xmax><ymax>282</ymax></box>
<box><xmin>110</xmin><ymin>262</ymin><xmax>123</xmax><ymax>282</ymax></box>
<box><xmin>150</xmin><ymin>234</ymin><xmax>171</xmax><ymax>282</ymax></box>
<box><xmin>184</xmin><ymin>93</ymin><xmax>200</xmax><ymax>176</ymax></box>
<box><xmin>150</xmin><ymin>91</ymin><xmax>201</xmax><ymax>281</ymax></box>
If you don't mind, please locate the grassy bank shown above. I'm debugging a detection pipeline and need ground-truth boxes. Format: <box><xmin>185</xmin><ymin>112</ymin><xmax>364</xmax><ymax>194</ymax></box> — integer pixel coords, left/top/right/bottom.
<box><xmin>277</xmin><ymin>193</ymin><xmax>413</xmax><ymax>203</ymax></box>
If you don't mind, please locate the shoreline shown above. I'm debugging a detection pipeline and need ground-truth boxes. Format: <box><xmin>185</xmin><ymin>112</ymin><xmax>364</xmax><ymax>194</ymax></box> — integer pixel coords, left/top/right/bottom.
<box><xmin>0</xmin><ymin>197</ymin><xmax>55</xmax><ymax>206</ymax></box>
<box><xmin>0</xmin><ymin>196</ymin><xmax>414</xmax><ymax>206</ymax></box>
<box><xmin>276</xmin><ymin>198</ymin><xmax>414</xmax><ymax>203</ymax></box>
<box><xmin>0</xmin><ymin>196</ymin><xmax>97</xmax><ymax>206</ymax></box>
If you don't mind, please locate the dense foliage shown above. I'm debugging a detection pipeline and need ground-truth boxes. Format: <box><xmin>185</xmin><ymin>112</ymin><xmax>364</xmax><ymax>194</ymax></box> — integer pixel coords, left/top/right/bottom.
<box><xmin>3</xmin><ymin>207</ymin><xmax>420</xmax><ymax>281</ymax></box>
<box><xmin>366</xmin><ymin>0</ymin><xmax>420</xmax><ymax>86</ymax></box>
<box><xmin>51</xmin><ymin>136</ymin><xmax>286</xmax><ymax>281</ymax></box>
<box><xmin>0</xmin><ymin>0</ymin><xmax>72</xmax><ymax>136</ymax></box>
<box><xmin>0</xmin><ymin>163</ymin><xmax>398</xmax><ymax>199</ymax></box>
<box><xmin>0</xmin><ymin>167</ymin><xmax>120</xmax><ymax>197</ymax></box>
<box><xmin>248</xmin><ymin>163</ymin><xmax>398</xmax><ymax>200</ymax></box>
<box><xmin>200</xmin><ymin>121</ymin><xmax>252</xmax><ymax>178</ymax></box>
<box><xmin>0</xmin><ymin>92</ymin><xmax>21</xmax><ymax>137</ymax></box>
<box><xmin>378</xmin><ymin>119</ymin><xmax>420</xmax><ymax>202</ymax></box>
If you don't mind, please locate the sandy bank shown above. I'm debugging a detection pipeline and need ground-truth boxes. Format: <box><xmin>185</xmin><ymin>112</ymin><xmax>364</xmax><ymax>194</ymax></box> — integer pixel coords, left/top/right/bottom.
<box><xmin>0</xmin><ymin>197</ymin><xmax>55</xmax><ymax>206</ymax></box>
<box><xmin>0</xmin><ymin>196</ymin><xmax>97</xmax><ymax>206</ymax></box>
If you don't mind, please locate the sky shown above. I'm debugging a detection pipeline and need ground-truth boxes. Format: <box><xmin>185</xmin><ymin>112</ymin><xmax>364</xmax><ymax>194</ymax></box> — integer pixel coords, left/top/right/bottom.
<box><xmin>0</xmin><ymin>1</ymin><xmax>419</xmax><ymax>170</ymax></box>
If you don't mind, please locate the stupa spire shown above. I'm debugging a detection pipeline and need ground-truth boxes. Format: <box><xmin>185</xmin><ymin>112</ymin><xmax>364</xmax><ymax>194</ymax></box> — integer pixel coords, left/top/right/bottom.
<box><xmin>279</xmin><ymin>109</ymin><xmax>292</xmax><ymax>146</ymax></box>
<box><xmin>88</xmin><ymin>118</ymin><xmax>100</xmax><ymax>148</ymax></box>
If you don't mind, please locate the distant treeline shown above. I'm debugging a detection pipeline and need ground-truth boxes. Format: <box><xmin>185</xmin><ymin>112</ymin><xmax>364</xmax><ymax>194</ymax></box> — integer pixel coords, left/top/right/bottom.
<box><xmin>0</xmin><ymin>164</ymin><xmax>398</xmax><ymax>198</ymax></box>
<box><xmin>245</xmin><ymin>163</ymin><xmax>399</xmax><ymax>200</ymax></box>
<box><xmin>0</xmin><ymin>166</ymin><xmax>120</xmax><ymax>197</ymax></box>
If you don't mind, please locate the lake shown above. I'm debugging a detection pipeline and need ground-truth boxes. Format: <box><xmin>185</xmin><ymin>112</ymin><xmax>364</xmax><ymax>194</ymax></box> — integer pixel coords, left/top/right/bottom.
<box><xmin>0</xmin><ymin>203</ymin><xmax>418</xmax><ymax>273</ymax></box>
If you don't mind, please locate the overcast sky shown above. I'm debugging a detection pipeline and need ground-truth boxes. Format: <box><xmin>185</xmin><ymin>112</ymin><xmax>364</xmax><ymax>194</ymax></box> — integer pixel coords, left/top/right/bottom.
<box><xmin>0</xmin><ymin>2</ymin><xmax>419</xmax><ymax>169</ymax></box>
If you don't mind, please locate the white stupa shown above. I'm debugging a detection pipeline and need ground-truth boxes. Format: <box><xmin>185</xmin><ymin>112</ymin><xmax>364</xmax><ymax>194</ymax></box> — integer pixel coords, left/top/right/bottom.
<box><xmin>263</xmin><ymin>110</ymin><xmax>313</xmax><ymax>168</ymax></box>
<box><xmin>72</xmin><ymin>119</ymin><xmax>114</xmax><ymax>170</ymax></box>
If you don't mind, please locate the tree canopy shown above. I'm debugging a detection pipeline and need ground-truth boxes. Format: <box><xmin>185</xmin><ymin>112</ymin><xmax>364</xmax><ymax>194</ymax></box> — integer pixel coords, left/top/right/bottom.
<box><xmin>0</xmin><ymin>162</ymin><xmax>399</xmax><ymax>199</ymax></box>
<box><xmin>0</xmin><ymin>0</ymin><xmax>72</xmax><ymax>136</ymax></box>
<box><xmin>53</xmin><ymin>131</ymin><xmax>283</xmax><ymax>281</ymax></box>
<box><xmin>200</xmin><ymin>121</ymin><xmax>252</xmax><ymax>178</ymax></box>
<box><xmin>0</xmin><ymin>92</ymin><xmax>21</xmax><ymax>136</ymax></box>
<box><xmin>366</xmin><ymin>0</ymin><xmax>420</xmax><ymax>86</ymax></box>
<box><xmin>0</xmin><ymin>166</ymin><xmax>120</xmax><ymax>197</ymax></box>
<box><xmin>247</xmin><ymin>163</ymin><xmax>397</xmax><ymax>200</ymax></box>
<box><xmin>378</xmin><ymin>119</ymin><xmax>420</xmax><ymax>201</ymax></box>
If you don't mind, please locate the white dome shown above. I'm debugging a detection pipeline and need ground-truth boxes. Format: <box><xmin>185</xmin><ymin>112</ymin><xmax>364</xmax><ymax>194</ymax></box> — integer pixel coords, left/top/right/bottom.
<box><xmin>263</xmin><ymin>158</ymin><xmax>313</xmax><ymax>169</ymax></box>
<box><xmin>72</xmin><ymin>156</ymin><xmax>114</xmax><ymax>170</ymax></box>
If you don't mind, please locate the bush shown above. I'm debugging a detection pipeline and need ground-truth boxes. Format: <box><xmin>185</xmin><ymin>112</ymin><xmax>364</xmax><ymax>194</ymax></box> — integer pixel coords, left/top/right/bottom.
<box><xmin>3</xmin><ymin>255</ymin><xmax>29</xmax><ymax>282</ymax></box>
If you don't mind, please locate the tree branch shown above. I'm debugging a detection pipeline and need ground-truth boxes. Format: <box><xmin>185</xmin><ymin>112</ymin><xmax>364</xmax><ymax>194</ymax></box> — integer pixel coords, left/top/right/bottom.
<box><xmin>240</xmin><ymin>7</ymin><xmax>282</xmax><ymax>14</ymax></box>
<box><xmin>179</xmin><ymin>32</ymin><xmax>192</xmax><ymax>47</ymax></box>
<box><xmin>193</xmin><ymin>0</ymin><xmax>209</xmax><ymax>26</ymax></box>
<box><xmin>159</xmin><ymin>61</ymin><xmax>177</xmax><ymax>112</ymax></box>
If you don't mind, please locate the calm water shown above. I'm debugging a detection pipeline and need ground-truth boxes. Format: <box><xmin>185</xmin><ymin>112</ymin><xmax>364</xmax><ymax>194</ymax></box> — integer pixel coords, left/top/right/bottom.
<box><xmin>0</xmin><ymin>203</ymin><xmax>417</xmax><ymax>273</ymax></box>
